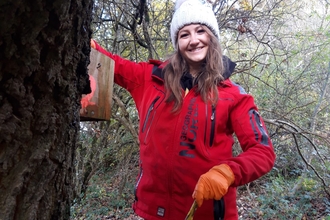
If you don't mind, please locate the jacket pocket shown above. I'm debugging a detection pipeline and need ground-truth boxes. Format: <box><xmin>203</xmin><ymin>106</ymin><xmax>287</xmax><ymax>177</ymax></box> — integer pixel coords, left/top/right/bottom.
<box><xmin>141</xmin><ymin>96</ymin><xmax>160</xmax><ymax>144</ymax></box>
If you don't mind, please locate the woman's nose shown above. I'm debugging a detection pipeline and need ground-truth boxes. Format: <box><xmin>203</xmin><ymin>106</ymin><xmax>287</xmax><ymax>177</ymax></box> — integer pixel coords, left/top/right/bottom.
<box><xmin>189</xmin><ymin>34</ymin><xmax>199</xmax><ymax>45</ymax></box>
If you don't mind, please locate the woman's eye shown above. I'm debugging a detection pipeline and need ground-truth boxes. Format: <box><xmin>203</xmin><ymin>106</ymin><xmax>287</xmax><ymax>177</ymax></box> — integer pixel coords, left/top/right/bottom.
<box><xmin>180</xmin><ymin>33</ymin><xmax>188</xmax><ymax>38</ymax></box>
<box><xmin>197</xmin><ymin>29</ymin><xmax>206</xmax><ymax>34</ymax></box>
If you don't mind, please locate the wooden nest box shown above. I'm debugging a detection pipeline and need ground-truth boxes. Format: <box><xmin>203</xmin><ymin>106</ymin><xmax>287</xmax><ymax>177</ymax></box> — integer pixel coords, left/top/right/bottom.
<box><xmin>80</xmin><ymin>48</ymin><xmax>114</xmax><ymax>121</ymax></box>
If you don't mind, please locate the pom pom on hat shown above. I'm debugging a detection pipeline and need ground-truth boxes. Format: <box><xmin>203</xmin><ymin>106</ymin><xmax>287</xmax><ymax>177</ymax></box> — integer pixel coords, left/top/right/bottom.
<box><xmin>170</xmin><ymin>0</ymin><xmax>220</xmax><ymax>49</ymax></box>
<box><xmin>175</xmin><ymin>0</ymin><xmax>215</xmax><ymax>10</ymax></box>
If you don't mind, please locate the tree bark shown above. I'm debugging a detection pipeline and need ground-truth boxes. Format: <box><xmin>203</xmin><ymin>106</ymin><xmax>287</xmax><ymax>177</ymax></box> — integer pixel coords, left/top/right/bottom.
<box><xmin>0</xmin><ymin>0</ymin><xmax>93</xmax><ymax>219</ymax></box>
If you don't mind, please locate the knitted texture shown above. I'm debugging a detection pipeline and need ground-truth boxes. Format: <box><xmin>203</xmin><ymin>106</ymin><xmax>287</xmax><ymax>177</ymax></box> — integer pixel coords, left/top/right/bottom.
<box><xmin>170</xmin><ymin>0</ymin><xmax>220</xmax><ymax>49</ymax></box>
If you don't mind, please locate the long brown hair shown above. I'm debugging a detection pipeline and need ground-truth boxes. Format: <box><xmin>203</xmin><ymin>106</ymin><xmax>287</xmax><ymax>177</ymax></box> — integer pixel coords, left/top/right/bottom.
<box><xmin>163</xmin><ymin>25</ymin><xmax>225</xmax><ymax>112</ymax></box>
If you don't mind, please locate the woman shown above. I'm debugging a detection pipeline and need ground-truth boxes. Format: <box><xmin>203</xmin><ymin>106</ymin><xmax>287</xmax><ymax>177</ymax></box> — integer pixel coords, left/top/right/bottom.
<box><xmin>90</xmin><ymin>0</ymin><xmax>276</xmax><ymax>219</ymax></box>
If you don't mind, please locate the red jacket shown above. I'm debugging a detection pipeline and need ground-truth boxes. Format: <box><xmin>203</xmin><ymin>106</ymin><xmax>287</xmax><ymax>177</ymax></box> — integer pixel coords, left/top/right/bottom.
<box><xmin>93</xmin><ymin>41</ymin><xmax>276</xmax><ymax>220</ymax></box>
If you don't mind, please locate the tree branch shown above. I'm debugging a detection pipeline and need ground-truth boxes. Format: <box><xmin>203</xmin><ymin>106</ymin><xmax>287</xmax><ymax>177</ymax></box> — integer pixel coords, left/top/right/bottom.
<box><xmin>264</xmin><ymin>118</ymin><xmax>330</xmax><ymax>196</ymax></box>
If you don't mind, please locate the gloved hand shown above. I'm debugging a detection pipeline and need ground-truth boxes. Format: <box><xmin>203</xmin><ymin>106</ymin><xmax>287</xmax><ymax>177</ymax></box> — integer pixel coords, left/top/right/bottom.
<box><xmin>192</xmin><ymin>164</ymin><xmax>235</xmax><ymax>207</ymax></box>
<box><xmin>91</xmin><ymin>39</ymin><xmax>96</xmax><ymax>49</ymax></box>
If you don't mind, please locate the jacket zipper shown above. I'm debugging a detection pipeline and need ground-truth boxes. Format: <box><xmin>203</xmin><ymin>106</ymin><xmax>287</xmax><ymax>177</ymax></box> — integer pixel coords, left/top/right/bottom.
<box><xmin>209</xmin><ymin>105</ymin><xmax>216</xmax><ymax>147</ymax></box>
<box><xmin>252</xmin><ymin>110</ymin><xmax>269</xmax><ymax>146</ymax></box>
<box><xmin>142</xmin><ymin>96</ymin><xmax>160</xmax><ymax>133</ymax></box>
<box><xmin>134</xmin><ymin>164</ymin><xmax>143</xmax><ymax>201</ymax></box>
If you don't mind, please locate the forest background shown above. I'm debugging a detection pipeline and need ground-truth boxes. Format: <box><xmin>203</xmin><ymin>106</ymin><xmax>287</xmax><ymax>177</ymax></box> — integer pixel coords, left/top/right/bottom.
<box><xmin>71</xmin><ymin>0</ymin><xmax>330</xmax><ymax>219</ymax></box>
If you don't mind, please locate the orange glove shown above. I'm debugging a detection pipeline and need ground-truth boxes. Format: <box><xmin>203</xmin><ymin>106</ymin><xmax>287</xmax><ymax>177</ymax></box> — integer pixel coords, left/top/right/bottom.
<box><xmin>91</xmin><ymin>39</ymin><xmax>96</xmax><ymax>49</ymax></box>
<box><xmin>192</xmin><ymin>164</ymin><xmax>235</xmax><ymax>207</ymax></box>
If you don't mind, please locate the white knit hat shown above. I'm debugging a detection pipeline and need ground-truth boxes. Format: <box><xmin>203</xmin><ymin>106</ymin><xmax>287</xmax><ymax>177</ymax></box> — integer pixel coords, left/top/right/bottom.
<box><xmin>170</xmin><ymin>0</ymin><xmax>220</xmax><ymax>49</ymax></box>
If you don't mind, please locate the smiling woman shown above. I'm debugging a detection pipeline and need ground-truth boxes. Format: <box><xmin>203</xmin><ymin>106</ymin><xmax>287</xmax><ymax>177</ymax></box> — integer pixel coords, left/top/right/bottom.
<box><xmin>90</xmin><ymin>0</ymin><xmax>276</xmax><ymax>219</ymax></box>
<box><xmin>177</xmin><ymin>25</ymin><xmax>211</xmax><ymax>76</ymax></box>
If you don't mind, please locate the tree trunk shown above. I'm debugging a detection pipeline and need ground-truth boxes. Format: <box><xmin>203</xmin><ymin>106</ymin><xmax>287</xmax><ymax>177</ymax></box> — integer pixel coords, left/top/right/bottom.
<box><xmin>0</xmin><ymin>0</ymin><xmax>93</xmax><ymax>219</ymax></box>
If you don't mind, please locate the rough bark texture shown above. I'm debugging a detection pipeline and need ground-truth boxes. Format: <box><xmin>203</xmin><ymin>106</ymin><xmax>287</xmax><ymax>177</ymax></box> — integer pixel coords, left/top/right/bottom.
<box><xmin>0</xmin><ymin>0</ymin><xmax>93</xmax><ymax>219</ymax></box>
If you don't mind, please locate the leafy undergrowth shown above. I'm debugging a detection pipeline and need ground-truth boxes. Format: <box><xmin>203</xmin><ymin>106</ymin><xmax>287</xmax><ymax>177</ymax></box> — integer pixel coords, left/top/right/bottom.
<box><xmin>71</xmin><ymin>168</ymin><xmax>330</xmax><ymax>220</ymax></box>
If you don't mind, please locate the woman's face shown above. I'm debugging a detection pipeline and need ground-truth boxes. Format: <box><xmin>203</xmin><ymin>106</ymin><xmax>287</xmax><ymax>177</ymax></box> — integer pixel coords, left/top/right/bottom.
<box><xmin>177</xmin><ymin>24</ymin><xmax>211</xmax><ymax>72</ymax></box>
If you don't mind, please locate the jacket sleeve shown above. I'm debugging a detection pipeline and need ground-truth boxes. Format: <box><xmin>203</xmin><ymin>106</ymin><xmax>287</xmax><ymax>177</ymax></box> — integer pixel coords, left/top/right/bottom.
<box><xmin>223</xmin><ymin>83</ymin><xmax>276</xmax><ymax>186</ymax></box>
<box><xmin>91</xmin><ymin>40</ymin><xmax>155</xmax><ymax>97</ymax></box>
